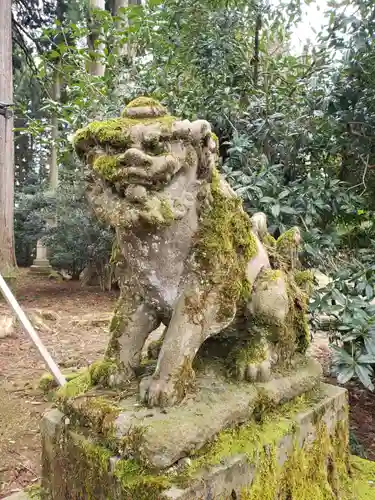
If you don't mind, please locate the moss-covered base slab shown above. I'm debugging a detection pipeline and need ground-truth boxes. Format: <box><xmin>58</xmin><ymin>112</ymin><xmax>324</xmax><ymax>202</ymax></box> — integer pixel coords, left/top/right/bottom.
<box><xmin>61</xmin><ymin>356</ymin><xmax>322</xmax><ymax>470</ymax></box>
<box><xmin>40</xmin><ymin>383</ymin><xmax>371</xmax><ymax>500</ymax></box>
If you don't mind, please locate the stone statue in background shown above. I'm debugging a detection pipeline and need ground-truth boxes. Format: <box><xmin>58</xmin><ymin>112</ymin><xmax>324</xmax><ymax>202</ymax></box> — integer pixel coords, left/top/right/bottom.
<box><xmin>73</xmin><ymin>97</ymin><xmax>312</xmax><ymax>407</ymax></box>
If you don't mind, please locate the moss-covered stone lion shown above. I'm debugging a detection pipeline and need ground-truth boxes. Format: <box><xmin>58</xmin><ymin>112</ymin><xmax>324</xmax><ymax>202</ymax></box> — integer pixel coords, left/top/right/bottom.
<box><xmin>73</xmin><ymin>97</ymin><xmax>312</xmax><ymax>407</ymax></box>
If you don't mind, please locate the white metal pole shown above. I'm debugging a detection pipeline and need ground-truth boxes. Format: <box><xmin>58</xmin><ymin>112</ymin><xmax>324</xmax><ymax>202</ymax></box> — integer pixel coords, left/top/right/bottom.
<box><xmin>0</xmin><ymin>273</ymin><xmax>66</xmax><ymax>386</ymax></box>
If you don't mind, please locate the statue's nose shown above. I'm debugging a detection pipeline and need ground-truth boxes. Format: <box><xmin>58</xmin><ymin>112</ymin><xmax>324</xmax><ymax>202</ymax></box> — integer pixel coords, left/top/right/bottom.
<box><xmin>121</xmin><ymin>148</ymin><xmax>154</xmax><ymax>167</ymax></box>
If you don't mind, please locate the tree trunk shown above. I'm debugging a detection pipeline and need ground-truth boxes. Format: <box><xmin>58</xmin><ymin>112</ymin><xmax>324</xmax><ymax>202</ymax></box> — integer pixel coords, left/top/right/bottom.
<box><xmin>253</xmin><ymin>12</ymin><xmax>262</xmax><ymax>89</ymax></box>
<box><xmin>50</xmin><ymin>69</ymin><xmax>60</xmax><ymax>190</ymax></box>
<box><xmin>0</xmin><ymin>0</ymin><xmax>16</xmax><ymax>274</ymax></box>
<box><xmin>88</xmin><ymin>0</ymin><xmax>106</xmax><ymax>76</ymax></box>
<box><xmin>114</xmin><ymin>0</ymin><xmax>129</xmax><ymax>56</ymax></box>
<box><xmin>113</xmin><ymin>0</ymin><xmax>142</xmax><ymax>58</ymax></box>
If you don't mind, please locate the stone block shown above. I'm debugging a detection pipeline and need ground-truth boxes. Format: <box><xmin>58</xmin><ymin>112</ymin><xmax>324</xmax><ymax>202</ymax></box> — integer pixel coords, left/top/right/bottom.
<box><xmin>40</xmin><ymin>383</ymin><xmax>363</xmax><ymax>500</ymax></box>
<box><xmin>66</xmin><ymin>357</ymin><xmax>322</xmax><ymax>470</ymax></box>
<box><xmin>30</xmin><ymin>260</ymin><xmax>52</xmax><ymax>274</ymax></box>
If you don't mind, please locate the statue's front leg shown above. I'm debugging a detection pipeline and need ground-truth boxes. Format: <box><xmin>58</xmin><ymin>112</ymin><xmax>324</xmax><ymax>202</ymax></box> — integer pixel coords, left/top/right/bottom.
<box><xmin>140</xmin><ymin>281</ymin><xmax>232</xmax><ymax>407</ymax></box>
<box><xmin>106</xmin><ymin>284</ymin><xmax>160</xmax><ymax>380</ymax></box>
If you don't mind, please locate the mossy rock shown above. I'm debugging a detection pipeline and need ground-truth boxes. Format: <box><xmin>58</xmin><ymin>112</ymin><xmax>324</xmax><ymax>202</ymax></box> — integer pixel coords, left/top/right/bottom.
<box><xmin>55</xmin><ymin>360</ymin><xmax>119</xmax><ymax>401</ymax></box>
<box><xmin>39</xmin><ymin>370</ymin><xmax>85</xmax><ymax>394</ymax></box>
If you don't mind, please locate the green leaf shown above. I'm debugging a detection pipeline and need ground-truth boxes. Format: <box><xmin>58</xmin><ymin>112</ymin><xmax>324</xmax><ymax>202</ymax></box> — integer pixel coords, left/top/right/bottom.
<box><xmin>364</xmin><ymin>334</ymin><xmax>375</xmax><ymax>355</ymax></box>
<box><xmin>280</xmin><ymin>206</ymin><xmax>298</xmax><ymax>215</ymax></box>
<box><xmin>331</xmin><ymin>289</ymin><xmax>346</xmax><ymax>306</ymax></box>
<box><xmin>337</xmin><ymin>365</ymin><xmax>355</xmax><ymax>384</ymax></box>
<box><xmin>271</xmin><ymin>204</ymin><xmax>280</xmax><ymax>218</ymax></box>
<box><xmin>354</xmin><ymin>364</ymin><xmax>374</xmax><ymax>391</ymax></box>
<box><xmin>358</xmin><ymin>354</ymin><xmax>375</xmax><ymax>364</ymax></box>
<box><xmin>366</xmin><ymin>284</ymin><xmax>374</xmax><ymax>300</ymax></box>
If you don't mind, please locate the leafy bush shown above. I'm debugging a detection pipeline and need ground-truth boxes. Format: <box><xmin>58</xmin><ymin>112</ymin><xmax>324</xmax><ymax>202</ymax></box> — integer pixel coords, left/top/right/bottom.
<box><xmin>43</xmin><ymin>171</ymin><xmax>114</xmax><ymax>279</ymax></box>
<box><xmin>310</xmin><ymin>259</ymin><xmax>375</xmax><ymax>390</ymax></box>
<box><xmin>14</xmin><ymin>175</ymin><xmax>51</xmax><ymax>267</ymax></box>
<box><xmin>222</xmin><ymin>133</ymin><xmax>362</xmax><ymax>268</ymax></box>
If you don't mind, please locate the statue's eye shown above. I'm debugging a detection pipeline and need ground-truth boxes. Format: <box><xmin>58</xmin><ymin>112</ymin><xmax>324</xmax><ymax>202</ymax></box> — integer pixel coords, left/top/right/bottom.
<box><xmin>144</xmin><ymin>139</ymin><xmax>166</xmax><ymax>155</ymax></box>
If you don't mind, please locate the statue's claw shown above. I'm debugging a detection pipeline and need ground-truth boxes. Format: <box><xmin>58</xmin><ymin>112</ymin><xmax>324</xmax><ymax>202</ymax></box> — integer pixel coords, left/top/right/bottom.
<box><xmin>245</xmin><ymin>359</ymin><xmax>271</xmax><ymax>383</ymax></box>
<box><xmin>140</xmin><ymin>376</ymin><xmax>178</xmax><ymax>407</ymax></box>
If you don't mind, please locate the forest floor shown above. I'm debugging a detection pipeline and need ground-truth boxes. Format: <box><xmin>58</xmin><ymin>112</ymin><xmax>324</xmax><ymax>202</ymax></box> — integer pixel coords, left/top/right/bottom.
<box><xmin>0</xmin><ymin>269</ymin><xmax>374</xmax><ymax>497</ymax></box>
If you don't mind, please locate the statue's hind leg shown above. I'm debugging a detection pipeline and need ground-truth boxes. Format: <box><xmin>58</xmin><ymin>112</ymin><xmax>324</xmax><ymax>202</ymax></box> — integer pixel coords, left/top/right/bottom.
<box><xmin>140</xmin><ymin>279</ymin><xmax>235</xmax><ymax>407</ymax></box>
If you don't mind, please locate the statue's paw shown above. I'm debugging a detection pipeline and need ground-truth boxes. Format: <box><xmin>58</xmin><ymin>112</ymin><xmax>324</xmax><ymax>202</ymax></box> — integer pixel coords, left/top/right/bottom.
<box><xmin>139</xmin><ymin>376</ymin><xmax>177</xmax><ymax>407</ymax></box>
<box><xmin>245</xmin><ymin>359</ymin><xmax>272</xmax><ymax>383</ymax></box>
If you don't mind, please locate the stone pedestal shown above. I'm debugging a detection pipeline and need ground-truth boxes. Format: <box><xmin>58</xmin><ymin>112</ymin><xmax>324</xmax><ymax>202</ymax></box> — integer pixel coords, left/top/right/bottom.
<box><xmin>39</xmin><ymin>356</ymin><xmax>367</xmax><ymax>500</ymax></box>
<box><xmin>30</xmin><ymin>239</ymin><xmax>52</xmax><ymax>274</ymax></box>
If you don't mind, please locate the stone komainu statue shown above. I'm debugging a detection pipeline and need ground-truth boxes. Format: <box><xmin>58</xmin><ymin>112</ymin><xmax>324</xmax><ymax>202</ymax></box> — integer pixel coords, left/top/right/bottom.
<box><xmin>73</xmin><ymin>97</ymin><xmax>312</xmax><ymax>407</ymax></box>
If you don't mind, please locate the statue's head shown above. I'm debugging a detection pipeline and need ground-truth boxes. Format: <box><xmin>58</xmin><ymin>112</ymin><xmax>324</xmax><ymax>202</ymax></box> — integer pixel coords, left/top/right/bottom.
<box><xmin>73</xmin><ymin>97</ymin><xmax>217</xmax><ymax>229</ymax></box>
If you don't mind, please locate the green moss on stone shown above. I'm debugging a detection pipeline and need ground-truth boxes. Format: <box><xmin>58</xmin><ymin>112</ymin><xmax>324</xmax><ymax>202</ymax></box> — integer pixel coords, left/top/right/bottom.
<box><xmin>125</xmin><ymin>97</ymin><xmax>165</xmax><ymax>110</ymax></box>
<box><xmin>106</xmin><ymin>299</ymin><xmax>126</xmax><ymax>359</ymax></box>
<box><xmin>286</xmin><ymin>274</ymin><xmax>311</xmax><ymax>354</ymax></box>
<box><xmin>73</xmin><ymin>115</ymin><xmax>176</xmax><ymax>153</ymax></box>
<box><xmin>93</xmin><ymin>154</ymin><xmax>120</xmax><ymax>181</ymax></box>
<box><xmin>263</xmin><ymin>233</ymin><xmax>276</xmax><ymax>247</ymax></box>
<box><xmin>113</xmin><ymin>459</ymin><xmax>171</xmax><ymax>500</ymax></box>
<box><xmin>39</xmin><ymin>370</ymin><xmax>85</xmax><ymax>394</ymax></box>
<box><xmin>61</xmin><ymin>431</ymin><xmax>171</xmax><ymax>500</ymax></box>
<box><xmin>179</xmin><ymin>393</ymin><xmax>311</xmax><ymax>483</ymax></box>
<box><xmin>262</xmin><ymin>269</ymin><xmax>283</xmax><ymax>281</ymax></box>
<box><xmin>210</xmin><ymin>132</ymin><xmax>219</xmax><ymax>152</ymax></box>
<box><xmin>73</xmin><ymin>118</ymin><xmax>132</xmax><ymax>150</ymax></box>
<box><xmin>276</xmin><ymin>227</ymin><xmax>301</xmax><ymax>270</ymax></box>
<box><xmin>55</xmin><ymin>360</ymin><xmax>118</xmax><ymax>401</ymax></box>
<box><xmin>195</xmin><ymin>168</ymin><xmax>258</xmax><ymax>318</ymax></box>
<box><xmin>228</xmin><ymin>338</ymin><xmax>268</xmax><ymax>379</ymax></box>
<box><xmin>277</xmin><ymin>227</ymin><xmax>300</xmax><ymax>249</ymax></box>
<box><xmin>177</xmin><ymin>393</ymin><xmax>355</xmax><ymax>500</ymax></box>
<box><xmin>160</xmin><ymin>198</ymin><xmax>175</xmax><ymax>224</ymax></box>
<box><xmin>110</xmin><ymin>240</ymin><xmax>122</xmax><ymax>265</ymax></box>
<box><xmin>80</xmin><ymin>397</ymin><xmax>121</xmax><ymax>436</ymax></box>
<box><xmin>294</xmin><ymin>269</ymin><xmax>314</xmax><ymax>293</ymax></box>
<box><xmin>351</xmin><ymin>455</ymin><xmax>375</xmax><ymax>499</ymax></box>
<box><xmin>26</xmin><ymin>484</ymin><xmax>43</xmax><ymax>499</ymax></box>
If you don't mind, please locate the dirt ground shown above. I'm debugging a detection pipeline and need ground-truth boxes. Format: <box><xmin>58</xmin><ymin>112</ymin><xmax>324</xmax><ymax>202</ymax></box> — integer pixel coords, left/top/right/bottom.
<box><xmin>0</xmin><ymin>269</ymin><xmax>118</xmax><ymax>498</ymax></box>
<box><xmin>0</xmin><ymin>270</ymin><xmax>375</xmax><ymax>497</ymax></box>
